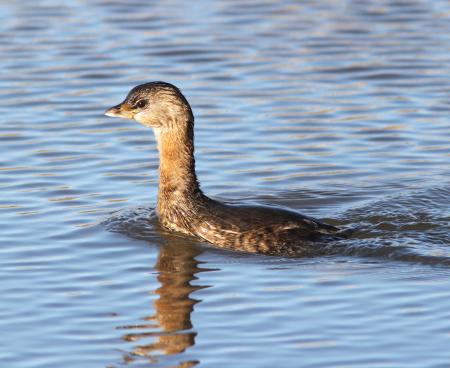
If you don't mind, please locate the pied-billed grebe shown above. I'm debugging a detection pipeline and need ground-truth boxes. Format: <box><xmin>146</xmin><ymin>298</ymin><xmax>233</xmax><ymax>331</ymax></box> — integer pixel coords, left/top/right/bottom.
<box><xmin>105</xmin><ymin>82</ymin><xmax>348</xmax><ymax>256</ymax></box>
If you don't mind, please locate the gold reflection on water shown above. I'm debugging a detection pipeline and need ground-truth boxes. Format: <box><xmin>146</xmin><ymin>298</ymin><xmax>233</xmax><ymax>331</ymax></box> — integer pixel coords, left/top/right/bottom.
<box><xmin>119</xmin><ymin>237</ymin><xmax>207</xmax><ymax>366</ymax></box>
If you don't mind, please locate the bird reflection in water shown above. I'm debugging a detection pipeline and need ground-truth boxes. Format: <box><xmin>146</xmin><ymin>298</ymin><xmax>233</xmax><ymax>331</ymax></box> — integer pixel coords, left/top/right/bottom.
<box><xmin>118</xmin><ymin>235</ymin><xmax>210</xmax><ymax>367</ymax></box>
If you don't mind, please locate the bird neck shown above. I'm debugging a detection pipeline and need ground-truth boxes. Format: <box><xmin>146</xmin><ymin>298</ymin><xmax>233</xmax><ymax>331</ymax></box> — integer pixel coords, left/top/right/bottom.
<box><xmin>154</xmin><ymin>122</ymin><xmax>201</xmax><ymax>210</ymax></box>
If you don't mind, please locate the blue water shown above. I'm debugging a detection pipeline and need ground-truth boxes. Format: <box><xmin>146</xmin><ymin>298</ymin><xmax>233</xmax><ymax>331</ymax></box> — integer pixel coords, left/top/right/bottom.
<box><xmin>1</xmin><ymin>1</ymin><xmax>449</xmax><ymax>367</ymax></box>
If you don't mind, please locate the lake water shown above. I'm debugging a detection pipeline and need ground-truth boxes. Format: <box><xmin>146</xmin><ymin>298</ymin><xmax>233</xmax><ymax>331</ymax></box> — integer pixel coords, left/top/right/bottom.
<box><xmin>1</xmin><ymin>1</ymin><xmax>450</xmax><ymax>367</ymax></box>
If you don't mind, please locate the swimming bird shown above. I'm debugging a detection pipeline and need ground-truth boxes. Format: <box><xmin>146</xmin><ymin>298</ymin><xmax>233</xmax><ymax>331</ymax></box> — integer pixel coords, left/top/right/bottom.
<box><xmin>105</xmin><ymin>82</ymin><xmax>348</xmax><ymax>256</ymax></box>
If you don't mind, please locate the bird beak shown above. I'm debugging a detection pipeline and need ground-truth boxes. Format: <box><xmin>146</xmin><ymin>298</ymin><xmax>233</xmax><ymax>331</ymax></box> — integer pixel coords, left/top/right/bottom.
<box><xmin>104</xmin><ymin>103</ymin><xmax>134</xmax><ymax>119</ymax></box>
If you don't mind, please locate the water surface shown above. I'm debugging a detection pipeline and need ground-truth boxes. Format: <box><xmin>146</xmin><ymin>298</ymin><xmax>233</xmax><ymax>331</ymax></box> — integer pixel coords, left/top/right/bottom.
<box><xmin>1</xmin><ymin>1</ymin><xmax>450</xmax><ymax>367</ymax></box>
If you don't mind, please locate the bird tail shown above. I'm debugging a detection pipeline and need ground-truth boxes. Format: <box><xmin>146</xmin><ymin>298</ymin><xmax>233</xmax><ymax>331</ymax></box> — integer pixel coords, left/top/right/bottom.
<box><xmin>318</xmin><ymin>222</ymin><xmax>354</xmax><ymax>239</ymax></box>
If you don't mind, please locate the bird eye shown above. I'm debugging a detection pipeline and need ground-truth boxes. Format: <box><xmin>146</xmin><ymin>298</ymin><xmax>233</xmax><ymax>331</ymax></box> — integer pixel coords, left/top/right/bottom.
<box><xmin>134</xmin><ymin>99</ymin><xmax>147</xmax><ymax>109</ymax></box>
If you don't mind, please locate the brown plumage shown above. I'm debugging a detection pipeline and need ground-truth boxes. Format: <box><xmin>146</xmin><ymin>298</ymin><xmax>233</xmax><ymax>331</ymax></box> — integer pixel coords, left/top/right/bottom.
<box><xmin>105</xmin><ymin>82</ymin><xmax>348</xmax><ymax>256</ymax></box>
